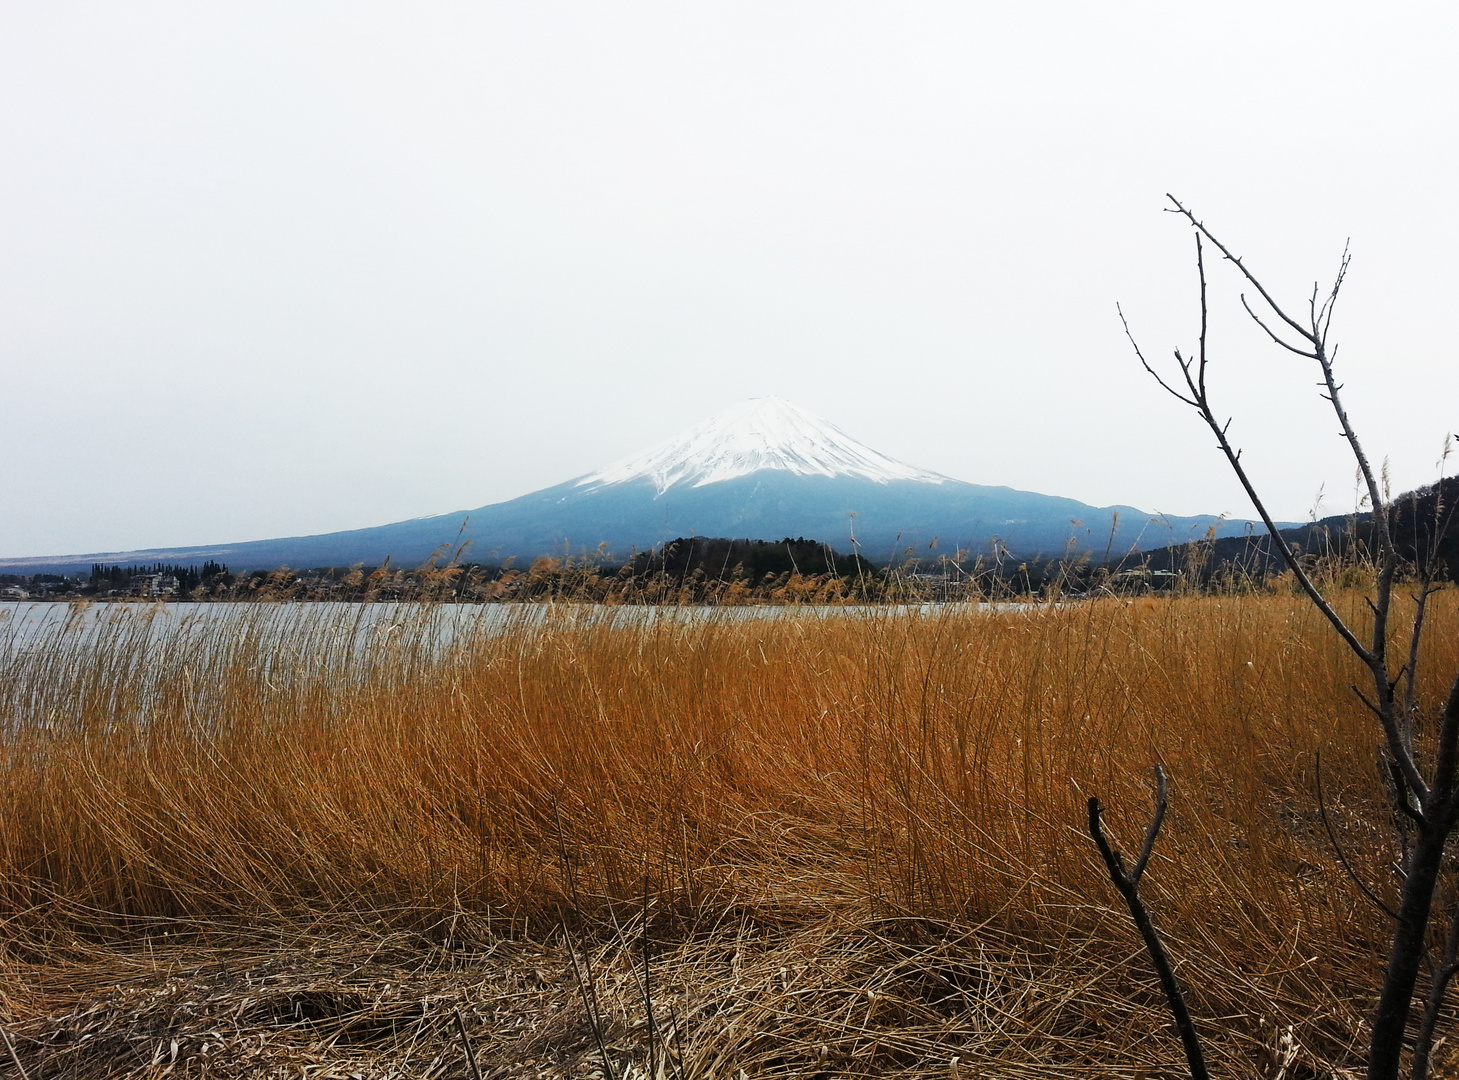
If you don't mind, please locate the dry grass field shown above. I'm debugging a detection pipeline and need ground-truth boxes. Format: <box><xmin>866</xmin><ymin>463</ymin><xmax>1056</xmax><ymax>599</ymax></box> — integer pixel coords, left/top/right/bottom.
<box><xmin>1</xmin><ymin>593</ymin><xmax>1456</xmax><ymax>1078</ymax></box>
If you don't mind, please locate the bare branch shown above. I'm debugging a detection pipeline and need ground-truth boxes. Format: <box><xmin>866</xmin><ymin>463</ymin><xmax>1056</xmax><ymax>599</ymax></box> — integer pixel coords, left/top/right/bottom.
<box><xmin>1197</xmin><ymin>372</ymin><xmax>1385</xmax><ymax>678</ymax></box>
<box><xmin>1317</xmin><ymin>244</ymin><xmax>1352</xmax><ymax>348</ymax></box>
<box><xmin>454</xmin><ymin>1009</ymin><xmax>485</xmax><ymax>1080</ymax></box>
<box><xmin>1312</xmin><ymin>323</ymin><xmax>1395</xmax><ymax>600</ymax></box>
<box><xmin>1404</xmin><ymin>584</ymin><xmax>1434</xmax><ymax>751</ymax></box>
<box><xmin>1</xmin><ymin>1027</ymin><xmax>32</xmax><ymax>1080</ymax></box>
<box><xmin>1165</xmin><ymin>194</ymin><xmax>1315</xmax><ymax>344</ymax></box>
<box><xmin>565</xmin><ymin>927</ymin><xmax>620</xmax><ymax>1080</ymax></box>
<box><xmin>1316</xmin><ymin>751</ymin><xmax>1400</xmax><ymax>921</ymax></box>
<box><xmin>1139</xmin><ymin>195</ymin><xmax>1459</xmax><ymax>1080</ymax></box>
<box><xmin>1353</xmin><ymin>683</ymin><xmax>1385</xmax><ymax>717</ymax></box>
<box><xmin>1165</xmin><ymin>199</ymin><xmax>1422</xmax><ymax>803</ymax></box>
<box><xmin>1088</xmin><ymin>769</ymin><xmax>1210</xmax><ymax>1080</ymax></box>
<box><xmin>1241</xmin><ymin>293</ymin><xmax>1319</xmax><ymax>357</ymax></box>
<box><xmin>1431</xmin><ymin>673</ymin><xmax>1459</xmax><ymax>819</ymax></box>
<box><xmin>1131</xmin><ymin>764</ymin><xmax>1169</xmax><ymax>884</ymax></box>
<box><xmin>1195</xmin><ymin>236</ymin><xmax>1210</xmax><ymax>404</ymax></box>
<box><xmin>1119</xmin><ymin>304</ymin><xmax>1198</xmax><ymax>407</ymax></box>
<box><xmin>1122</xmin><ymin>216</ymin><xmax>1400</xmax><ymax>727</ymax></box>
<box><xmin>1411</xmin><ymin>891</ymin><xmax>1459</xmax><ymax>1080</ymax></box>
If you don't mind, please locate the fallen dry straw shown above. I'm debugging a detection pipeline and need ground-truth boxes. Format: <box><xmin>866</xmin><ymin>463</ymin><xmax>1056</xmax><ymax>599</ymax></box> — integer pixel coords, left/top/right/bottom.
<box><xmin>0</xmin><ymin>594</ymin><xmax>1454</xmax><ymax>1076</ymax></box>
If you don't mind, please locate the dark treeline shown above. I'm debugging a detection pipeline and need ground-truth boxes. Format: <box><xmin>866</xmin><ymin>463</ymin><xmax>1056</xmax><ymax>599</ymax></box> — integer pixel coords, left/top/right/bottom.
<box><xmin>4</xmin><ymin>561</ymin><xmax>233</xmax><ymax>599</ymax></box>
<box><xmin>86</xmin><ymin>560</ymin><xmax>231</xmax><ymax>595</ymax></box>
<box><xmin>626</xmin><ymin>536</ymin><xmax>874</xmax><ymax>583</ymax></box>
<box><xmin>1105</xmin><ymin>475</ymin><xmax>1459</xmax><ymax>592</ymax></box>
<box><xmin>7</xmin><ymin>538</ymin><xmax>989</xmax><ymax>604</ymax></box>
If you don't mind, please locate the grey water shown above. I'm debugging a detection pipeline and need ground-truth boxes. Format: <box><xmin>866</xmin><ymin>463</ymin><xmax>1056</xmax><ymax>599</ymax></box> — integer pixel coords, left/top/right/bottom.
<box><xmin>0</xmin><ymin>598</ymin><xmax>1030</xmax><ymax>656</ymax></box>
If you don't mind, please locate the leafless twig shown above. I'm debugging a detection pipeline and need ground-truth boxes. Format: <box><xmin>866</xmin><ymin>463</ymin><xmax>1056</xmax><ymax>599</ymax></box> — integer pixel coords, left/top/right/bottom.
<box><xmin>0</xmin><ymin>1026</ymin><xmax>31</xmax><ymax>1080</ymax></box>
<box><xmin>1315</xmin><ymin>750</ymin><xmax>1399</xmax><ymax>921</ymax></box>
<box><xmin>1412</xmin><ymin>894</ymin><xmax>1459</xmax><ymax>1080</ymax></box>
<box><xmin>454</xmin><ymin>1007</ymin><xmax>484</xmax><ymax>1080</ymax></box>
<box><xmin>1088</xmin><ymin>766</ymin><xmax>1209</xmax><ymax>1080</ymax></box>
<box><xmin>565</xmin><ymin>926</ymin><xmax>619</xmax><ymax>1080</ymax></box>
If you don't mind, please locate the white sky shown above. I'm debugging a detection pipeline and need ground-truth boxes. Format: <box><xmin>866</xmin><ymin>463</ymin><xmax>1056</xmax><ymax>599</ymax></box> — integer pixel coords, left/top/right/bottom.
<box><xmin>3</xmin><ymin>3</ymin><xmax>1456</xmax><ymax>557</ymax></box>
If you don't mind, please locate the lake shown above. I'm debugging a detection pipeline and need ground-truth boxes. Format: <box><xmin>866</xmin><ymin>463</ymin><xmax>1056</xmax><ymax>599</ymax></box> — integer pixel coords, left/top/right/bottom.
<box><xmin>1</xmin><ymin>598</ymin><xmax>1034</xmax><ymax>656</ymax></box>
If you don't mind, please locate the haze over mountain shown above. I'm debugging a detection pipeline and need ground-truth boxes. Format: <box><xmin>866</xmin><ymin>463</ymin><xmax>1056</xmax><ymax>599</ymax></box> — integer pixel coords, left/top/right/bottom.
<box><xmin>2</xmin><ymin>398</ymin><xmax>1283</xmax><ymax>575</ymax></box>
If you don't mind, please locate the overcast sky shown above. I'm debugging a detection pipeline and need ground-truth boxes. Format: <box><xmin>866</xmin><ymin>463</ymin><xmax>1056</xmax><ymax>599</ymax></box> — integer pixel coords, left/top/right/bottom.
<box><xmin>3</xmin><ymin>3</ymin><xmax>1456</xmax><ymax>558</ymax></box>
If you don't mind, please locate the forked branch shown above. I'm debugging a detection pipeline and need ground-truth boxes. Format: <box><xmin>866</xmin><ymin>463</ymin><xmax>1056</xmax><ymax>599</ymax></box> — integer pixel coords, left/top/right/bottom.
<box><xmin>1164</xmin><ymin>195</ymin><xmax>1396</xmax><ymax>640</ymax></box>
<box><xmin>1089</xmin><ymin>766</ymin><xmax>1210</xmax><ymax>1080</ymax></box>
<box><xmin>1121</xmin><ymin>217</ymin><xmax>1429</xmax><ymax>808</ymax></box>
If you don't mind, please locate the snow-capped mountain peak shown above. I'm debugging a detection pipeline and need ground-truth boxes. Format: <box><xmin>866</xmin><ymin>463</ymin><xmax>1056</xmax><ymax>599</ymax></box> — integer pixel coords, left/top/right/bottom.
<box><xmin>575</xmin><ymin>397</ymin><xmax>948</xmax><ymax>495</ymax></box>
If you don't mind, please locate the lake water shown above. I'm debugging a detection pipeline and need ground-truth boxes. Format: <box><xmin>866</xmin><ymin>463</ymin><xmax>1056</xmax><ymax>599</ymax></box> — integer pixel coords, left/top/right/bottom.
<box><xmin>1</xmin><ymin>598</ymin><xmax>1033</xmax><ymax>656</ymax></box>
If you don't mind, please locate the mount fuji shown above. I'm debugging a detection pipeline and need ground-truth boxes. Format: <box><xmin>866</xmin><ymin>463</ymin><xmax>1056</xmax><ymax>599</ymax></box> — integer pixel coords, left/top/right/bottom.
<box><xmin>3</xmin><ymin>397</ymin><xmax>1277</xmax><ymax>573</ymax></box>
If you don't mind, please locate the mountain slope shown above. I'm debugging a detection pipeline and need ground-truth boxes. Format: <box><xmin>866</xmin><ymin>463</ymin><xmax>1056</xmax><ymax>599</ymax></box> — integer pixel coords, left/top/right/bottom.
<box><xmin>2</xmin><ymin>397</ymin><xmax>1284</xmax><ymax>574</ymax></box>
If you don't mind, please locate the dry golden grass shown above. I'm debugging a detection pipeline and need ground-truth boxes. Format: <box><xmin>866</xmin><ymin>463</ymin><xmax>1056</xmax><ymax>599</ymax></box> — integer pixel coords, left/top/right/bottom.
<box><xmin>1</xmin><ymin>593</ymin><xmax>1456</xmax><ymax>1078</ymax></box>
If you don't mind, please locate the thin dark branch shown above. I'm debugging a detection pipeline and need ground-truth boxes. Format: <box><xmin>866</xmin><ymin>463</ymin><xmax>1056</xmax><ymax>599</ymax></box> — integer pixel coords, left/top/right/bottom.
<box><xmin>1317</xmin><ymin>244</ymin><xmax>1351</xmax><ymax>347</ymax></box>
<box><xmin>1310</xmin><ymin>306</ymin><xmax>1397</xmax><ymax>661</ymax></box>
<box><xmin>1131</xmin><ymin>764</ymin><xmax>1169</xmax><ymax>884</ymax></box>
<box><xmin>1124</xmin><ymin>219</ymin><xmax>1405</xmax><ymax>744</ymax></box>
<box><xmin>565</xmin><ymin>927</ymin><xmax>619</xmax><ymax>1080</ymax></box>
<box><xmin>454</xmin><ymin>1009</ymin><xmax>485</xmax><ymax>1080</ymax></box>
<box><xmin>1411</xmin><ymin>891</ymin><xmax>1459</xmax><ymax>1080</ymax></box>
<box><xmin>1404</xmin><ymin>583</ymin><xmax>1434</xmax><ymax>744</ymax></box>
<box><xmin>1240</xmin><ymin>294</ymin><xmax>1319</xmax><ymax>357</ymax></box>
<box><xmin>1195</xmin><ymin>236</ymin><xmax>1209</xmax><ymax>404</ymax></box>
<box><xmin>1316</xmin><ymin>751</ymin><xmax>1401</xmax><ymax>921</ymax></box>
<box><xmin>1432</xmin><ymin>673</ymin><xmax>1459</xmax><ymax>818</ymax></box>
<box><xmin>1088</xmin><ymin>770</ymin><xmax>1210</xmax><ymax>1080</ymax></box>
<box><xmin>1353</xmin><ymin>684</ymin><xmax>1386</xmax><ymax>718</ymax></box>
<box><xmin>1175</xmin><ymin>215</ymin><xmax>1394</xmax><ymax>680</ymax></box>
<box><xmin>643</xmin><ymin>877</ymin><xmax>658</xmax><ymax>1080</ymax></box>
<box><xmin>1194</xmin><ymin>361</ymin><xmax>1384</xmax><ymax>672</ymax></box>
<box><xmin>1142</xmin><ymin>194</ymin><xmax>1459</xmax><ymax>1080</ymax></box>
<box><xmin>1</xmin><ymin>1027</ymin><xmax>31</xmax><ymax>1080</ymax></box>
<box><xmin>1173</xmin><ymin>348</ymin><xmax>1201</xmax><ymax>402</ymax></box>
<box><xmin>1165</xmin><ymin>194</ymin><xmax>1315</xmax><ymax>343</ymax></box>
<box><xmin>1119</xmin><ymin>304</ymin><xmax>1198</xmax><ymax>407</ymax></box>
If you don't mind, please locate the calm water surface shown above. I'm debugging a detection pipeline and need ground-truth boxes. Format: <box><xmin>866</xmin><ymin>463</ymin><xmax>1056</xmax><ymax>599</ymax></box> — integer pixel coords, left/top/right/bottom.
<box><xmin>1</xmin><ymin>599</ymin><xmax>1032</xmax><ymax>655</ymax></box>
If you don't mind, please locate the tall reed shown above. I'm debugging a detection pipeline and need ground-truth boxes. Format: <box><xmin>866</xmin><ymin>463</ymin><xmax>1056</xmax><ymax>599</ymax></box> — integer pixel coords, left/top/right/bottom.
<box><xmin>2</xmin><ymin>593</ymin><xmax>1452</xmax><ymax>1055</ymax></box>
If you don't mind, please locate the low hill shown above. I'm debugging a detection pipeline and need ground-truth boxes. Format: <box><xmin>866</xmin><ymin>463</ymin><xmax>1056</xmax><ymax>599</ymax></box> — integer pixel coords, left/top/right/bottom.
<box><xmin>1113</xmin><ymin>476</ymin><xmax>1459</xmax><ymax>583</ymax></box>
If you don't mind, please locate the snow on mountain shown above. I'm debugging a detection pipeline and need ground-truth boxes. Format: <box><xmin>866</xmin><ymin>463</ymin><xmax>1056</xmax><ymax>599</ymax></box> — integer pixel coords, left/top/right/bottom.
<box><xmin>575</xmin><ymin>397</ymin><xmax>948</xmax><ymax>495</ymax></box>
